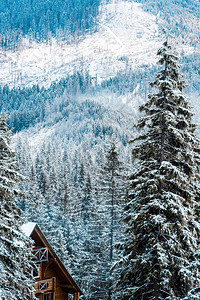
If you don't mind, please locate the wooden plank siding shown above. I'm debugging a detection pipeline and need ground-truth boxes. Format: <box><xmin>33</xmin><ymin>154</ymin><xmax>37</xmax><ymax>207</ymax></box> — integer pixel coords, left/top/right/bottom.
<box><xmin>74</xmin><ymin>292</ymin><xmax>81</xmax><ymax>300</ymax></box>
<box><xmin>35</xmin><ymin>260</ymin><xmax>76</xmax><ymax>299</ymax></box>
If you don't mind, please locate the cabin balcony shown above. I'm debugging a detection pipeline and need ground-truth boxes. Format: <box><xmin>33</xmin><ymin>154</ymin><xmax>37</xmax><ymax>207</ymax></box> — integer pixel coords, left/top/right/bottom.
<box><xmin>33</xmin><ymin>247</ymin><xmax>48</xmax><ymax>263</ymax></box>
<box><xmin>35</xmin><ymin>278</ymin><xmax>54</xmax><ymax>294</ymax></box>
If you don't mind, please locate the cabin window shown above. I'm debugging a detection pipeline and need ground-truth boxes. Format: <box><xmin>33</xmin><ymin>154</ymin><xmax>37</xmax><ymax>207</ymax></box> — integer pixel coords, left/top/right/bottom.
<box><xmin>44</xmin><ymin>293</ymin><xmax>53</xmax><ymax>300</ymax></box>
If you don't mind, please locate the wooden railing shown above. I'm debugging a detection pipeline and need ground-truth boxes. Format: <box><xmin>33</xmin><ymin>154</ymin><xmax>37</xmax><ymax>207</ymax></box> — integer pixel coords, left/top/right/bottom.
<box><xmin>35</xmin><ymin>278</ymin><xmax>54</xmax><ymax>294</ymax></box>
<box><xmin>33</xmin><ymin>247</ymin><xmax>48</xmax><ymax>263</ymax></box>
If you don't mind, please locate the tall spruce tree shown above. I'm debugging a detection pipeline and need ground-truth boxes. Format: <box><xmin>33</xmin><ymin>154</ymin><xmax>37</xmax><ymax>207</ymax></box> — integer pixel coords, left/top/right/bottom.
<box><xmin>113</xmin><ymin>41</ymin><xmax>200</xmax><ymax>299</ymax></box>
<box><xmin>98</xmin><ymin>140</ymin><xmax>126</xmax><ymax>299</ymax></box>
<box><xmin>0</xmin><ymin>114</ymin><xmax>35</xmax><ymax>299</ymax></box>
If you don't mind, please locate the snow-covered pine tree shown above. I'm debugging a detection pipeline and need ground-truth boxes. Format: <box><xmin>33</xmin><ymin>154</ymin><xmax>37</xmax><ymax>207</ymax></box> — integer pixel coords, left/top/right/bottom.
<box><xmin>0</xmin><ymin>113</ymin><xmax>35</xmax><ymax>300</ymax></box>
<box><xmin>102</xmin><ymin>141</ymin><xmax>126</xmax><ymax>260</ymax></box>
<box><xmin>98</xmin><ymin>140</ymin><xmax>127</xmax><ymax>299</ymax></box>
<box><xmin>113</xmin><ymin>41</ymin><xmax>200</xmax><ymax>299</ymax></box>
<box><xmin>70</xmin><ymin>155</ymin><xmax>106</xmax><ymax>300</ymax></box>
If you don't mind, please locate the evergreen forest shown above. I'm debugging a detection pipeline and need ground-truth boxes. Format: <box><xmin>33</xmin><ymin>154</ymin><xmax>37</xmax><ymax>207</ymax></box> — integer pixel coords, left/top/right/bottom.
<box><xmin>0</xmin><ymin>0</ymin><xmax>200</xmax><ymax>299</ymax></box>
<box><xmin>0</xmin><ymin>0</ymin><xmax>101</xmax><ymax>50</ymax></box>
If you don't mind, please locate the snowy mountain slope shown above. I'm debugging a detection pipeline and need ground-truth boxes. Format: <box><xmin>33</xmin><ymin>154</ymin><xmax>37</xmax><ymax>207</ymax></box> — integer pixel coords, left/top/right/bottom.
<box><xmin>136</xmin><ymin>0</ymin><xmax>200</xmax><ymax>46</ymax></box>
<box><xmin>11</xmin><ymin>95</ymin><xmax>134</xmax><ymax>161</ymax></box>
<box><xmin>2</xmin><ymin>0</ymin><xmax>200</xmax><ymax>155</ymax></box>
<box><xmin>0</xmin><ymin>1</ymin><xmax>162</xmax><ymax>88</ymax></box>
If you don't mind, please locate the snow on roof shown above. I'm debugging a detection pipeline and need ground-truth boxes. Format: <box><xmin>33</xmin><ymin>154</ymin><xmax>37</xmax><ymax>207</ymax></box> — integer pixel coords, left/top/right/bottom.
<box><xmin>21</xmin><ymin>222</ymin><xmax>37</xmax><ymax>237</ymax></box>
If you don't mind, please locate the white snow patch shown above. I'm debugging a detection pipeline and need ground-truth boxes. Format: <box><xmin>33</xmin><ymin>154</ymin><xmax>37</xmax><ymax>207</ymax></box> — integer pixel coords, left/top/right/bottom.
<box><xmin>14</xmin><ymin>238</ymin><xmax>24</xmax><ymax>247</ymax></box>
<box><xmin>28</xmin><ymin>126</ymin><xmax>56</xmax><ymax>150</ymax></box>
<box><xmin>21</xmin><ymin>222</ymin><xmax>36</xmax><ymax>237</ymax></box>
<box><xmin>0</xmin><ymin>0</ymin><xmax>162</xmax><ymax>88</ymax></box>
<box><xmin>12</xmin><ymin>124</ymin><xmax>56</xmax><ymax>158</ymax></box>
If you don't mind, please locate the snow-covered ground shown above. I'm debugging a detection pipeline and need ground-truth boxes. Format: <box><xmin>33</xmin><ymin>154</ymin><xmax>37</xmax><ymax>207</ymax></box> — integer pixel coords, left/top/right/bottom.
<box><xmin>0</xmin><ymin>0</ymin><xmax>162</xmax><ymax>88</ymax></box>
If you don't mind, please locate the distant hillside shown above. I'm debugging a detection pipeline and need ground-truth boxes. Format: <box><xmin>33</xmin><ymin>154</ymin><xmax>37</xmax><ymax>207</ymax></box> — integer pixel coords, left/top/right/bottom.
<box><xmin>0</xmin><ymin>1</ymin><xmax>162</xmax><ymax>87</ymax></box>
<box><xmin>133</xmin><ymin>0</ymin><xmax>200</xmax><ymax>45</ymax></box>
<box><xmin>0</xmin><ymin>0</ymin><xmax>101</xmax><ymax>50</ymax></box>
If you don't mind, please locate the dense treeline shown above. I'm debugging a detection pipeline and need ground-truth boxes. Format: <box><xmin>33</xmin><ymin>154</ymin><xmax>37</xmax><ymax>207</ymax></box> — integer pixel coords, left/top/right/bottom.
<box><xmin>4</xmin><ymin>66</ymin><xmax>135</xmax><ymax>299</ymax></box>
<box><xmin>12</xmin><ymin>87</ymin><xmax>133</xmax><ymax>298</ymax></box>
<box><xmin>1</xmin><ymin>55</ymin><xmax>199</xmax><ymax>134</ymax></box>
<box><xmin>0</xmin><ymin>0</ymin><xmax>101</xmax><ymax>50</ymax></box>
<box><xmin>15</xmin><ymin>135</ymin><xmax>130</xmax><ymax>299</ymax></box>
<box><xmin>0</xmin><ymin>55</ymin><xmax>199</xmax><ymax>135</ymax></box>
<box><xmin>0</xmin><ymin>67</ymin><xmax>145</xmax><ymax>132</ymax></box>
<box><xmin>0</xmin><ymin>71</ymin><xmax>93</xmax><ymax>132</ymax></box>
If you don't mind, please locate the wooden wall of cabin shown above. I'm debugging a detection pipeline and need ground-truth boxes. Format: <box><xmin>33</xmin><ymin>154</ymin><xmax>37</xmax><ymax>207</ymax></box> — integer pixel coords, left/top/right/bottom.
<box><xmin>35</xmin><ymin>261</ymin><xmax>68</xmax><ymax>300</ymax></box>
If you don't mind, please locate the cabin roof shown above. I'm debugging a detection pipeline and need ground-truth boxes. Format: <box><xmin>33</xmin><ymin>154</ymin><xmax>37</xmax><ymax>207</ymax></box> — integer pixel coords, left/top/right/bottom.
<box><xmin>22</xmin><ymin>222</ymin><xmax>37</xmax><ymax>237</ymax></box>
<box><xmin>22</xmin><ymin>222</ymin><xmax>82</xmax><ymax>295</ymax></box>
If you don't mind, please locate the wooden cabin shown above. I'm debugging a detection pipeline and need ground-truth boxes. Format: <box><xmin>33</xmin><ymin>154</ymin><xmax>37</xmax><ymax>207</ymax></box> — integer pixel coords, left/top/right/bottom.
<box><xmin>22</xmin><ymin>223</ymin><xmax>82</xmax><ymax>300</ymax></box>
